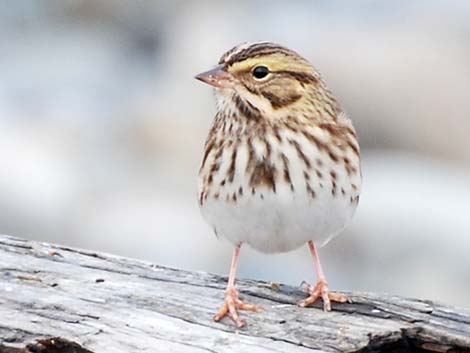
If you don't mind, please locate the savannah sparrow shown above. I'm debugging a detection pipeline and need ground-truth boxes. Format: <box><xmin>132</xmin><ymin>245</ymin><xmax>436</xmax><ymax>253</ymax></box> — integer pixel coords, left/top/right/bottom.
<box><xmin>195</xmin><ymin>42</ymin><xmax>361</xmax><ymax>328</ymax></box>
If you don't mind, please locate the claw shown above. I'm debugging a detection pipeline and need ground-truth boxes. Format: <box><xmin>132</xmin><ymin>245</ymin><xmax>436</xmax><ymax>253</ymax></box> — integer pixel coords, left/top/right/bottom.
<box><xmin>213</xmin><ymin>286</ymin><xmax>262</xmax><ymax>327</ymax></box>
<box><xmin>298</xmin><ymin>280</ymin><xmax>347</xmax><ymax>311</ymax></box>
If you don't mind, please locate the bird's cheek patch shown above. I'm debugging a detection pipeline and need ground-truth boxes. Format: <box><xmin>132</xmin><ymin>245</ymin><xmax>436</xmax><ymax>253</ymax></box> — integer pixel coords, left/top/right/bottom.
<box><xmin>260</xmin><ymin>83</ymin><xmax>302</xmax><ymax>110</ymax></box>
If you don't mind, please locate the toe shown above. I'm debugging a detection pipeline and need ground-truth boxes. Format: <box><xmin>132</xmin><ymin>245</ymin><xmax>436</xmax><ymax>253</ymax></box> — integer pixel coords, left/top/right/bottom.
<box><xmin>329</xmin><ymin>292</ymin><xmax>348</xmax><ymax>303</ymax></box>
<box><xmin>299</xmin><ymin>280</ymin><xmax>347</xmax><ymax>310</ymax></box>
<box><xmin>214</xmin><ymin>290</ymin><xmax>260</xmax><ymax>327</ymax></box>
<box><xmin>298</xmin><ymin>292</ymin><xmax>319</xmax><ymax>307</ymax></box>
<box><xmin>237</xmin><ymin>300</ymin><xmax>263</xmax><ymax>313</ymax></box>
<box><xmin>320</xmin><ymin>284</ymin><xmax>332</xmax><ymax>311</ymax></box>
<box><xmin>213</xmin><ymin>303</ymin><xmax>228</xmax><ymax>322</ymax></box>
<box><xmin>321</xmin><ymin>293</ymin><xmax>331</xmax><ymax>311</ymax></box>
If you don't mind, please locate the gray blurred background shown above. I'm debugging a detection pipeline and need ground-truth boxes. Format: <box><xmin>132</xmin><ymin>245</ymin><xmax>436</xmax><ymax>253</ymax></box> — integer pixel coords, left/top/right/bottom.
<box><xmin>1</xmin><ymin>1</ymin><xmax>469</xmax><ymax>307</ymax></box>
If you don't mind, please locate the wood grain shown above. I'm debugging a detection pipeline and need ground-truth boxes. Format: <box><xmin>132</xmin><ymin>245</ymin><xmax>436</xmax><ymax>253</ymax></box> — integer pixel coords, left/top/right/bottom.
<box><xmin>0</xmin><ymin>235</ymin><xmax>469</xmax><ymax>353</ymax></box>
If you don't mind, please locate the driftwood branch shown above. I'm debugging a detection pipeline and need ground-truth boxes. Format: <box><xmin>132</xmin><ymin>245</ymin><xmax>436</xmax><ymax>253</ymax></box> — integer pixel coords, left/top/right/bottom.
<box><xmin>0</xmin><ymin>235</ymin><xmax>469</xmax><ymax>353</ymax></box>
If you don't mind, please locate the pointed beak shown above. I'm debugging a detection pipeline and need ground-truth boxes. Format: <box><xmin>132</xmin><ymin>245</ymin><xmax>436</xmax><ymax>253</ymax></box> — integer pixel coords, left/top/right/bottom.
<box><xmin>195</xmin><ymin>65</ymin><xmax>234</xmax><ymax>89</ymax></box>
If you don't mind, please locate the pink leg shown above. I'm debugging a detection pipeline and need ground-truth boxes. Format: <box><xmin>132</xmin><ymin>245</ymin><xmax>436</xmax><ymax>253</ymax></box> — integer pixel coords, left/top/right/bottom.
<box><xmin>213</xmin><ymin>244</ymin><xmax>262</xmax><ymax>327</ymax></box>
<box><xmin>227</xmin><ymin>242</ymin><xmax>241</xmax><ymax>288</ymax></box>
<box><xmin>309</xmin><ymin>240</ymin><xmax>326</xmax><ymax>282</ymax></box>
<box><xmin>298</xmin><ymin>241</ymin><xmax>347</xmax><ymax>311</ymax></box>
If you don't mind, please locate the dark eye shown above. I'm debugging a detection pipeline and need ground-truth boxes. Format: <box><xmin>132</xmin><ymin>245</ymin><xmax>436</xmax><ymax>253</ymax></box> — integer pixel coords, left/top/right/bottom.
<box><xmin>252</xmin><ymin>66</ymin><xmax>270</xmax><ymax>79</ymax></box>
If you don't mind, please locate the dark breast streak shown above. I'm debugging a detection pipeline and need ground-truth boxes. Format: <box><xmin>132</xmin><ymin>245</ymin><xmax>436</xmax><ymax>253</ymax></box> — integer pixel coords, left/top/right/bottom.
<box><xmin>249</xmin><ymin>161</ymin><xmax>276</xmax><ymax>193</ymax></box>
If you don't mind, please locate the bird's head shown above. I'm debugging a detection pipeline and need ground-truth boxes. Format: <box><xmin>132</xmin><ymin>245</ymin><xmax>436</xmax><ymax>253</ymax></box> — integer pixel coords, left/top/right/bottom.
<box><xmin>196</xmin><ymin>42</ymin><xmax>329</xmax><ymax>120</ymax></box>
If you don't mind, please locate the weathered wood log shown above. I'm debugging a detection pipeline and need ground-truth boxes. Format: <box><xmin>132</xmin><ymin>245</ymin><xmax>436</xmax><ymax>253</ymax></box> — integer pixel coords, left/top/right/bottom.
<box><xmin>0</xmin><ymin>235</ymin><xmax>469</xmax><ymax>353</ymax></box>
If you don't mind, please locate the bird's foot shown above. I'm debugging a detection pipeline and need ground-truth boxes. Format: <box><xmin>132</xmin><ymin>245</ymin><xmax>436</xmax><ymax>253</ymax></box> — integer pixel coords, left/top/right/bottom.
<box><xmin>213</xmin><ymin>286</ymin><xmax>262</xmax><ymax>328</ymax></box>
<box><xmin>298</xmin><ymin>279</ymin><xmax>347</xmax><ymax>311</ymax></box>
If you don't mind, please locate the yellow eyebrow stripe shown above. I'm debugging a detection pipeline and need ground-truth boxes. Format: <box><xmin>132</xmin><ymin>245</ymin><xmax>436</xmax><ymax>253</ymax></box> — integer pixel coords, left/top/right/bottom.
<box><xmin>228</xmin><ymin>54</ymin><xmax>310</xmax><ymax>74</ymax></box>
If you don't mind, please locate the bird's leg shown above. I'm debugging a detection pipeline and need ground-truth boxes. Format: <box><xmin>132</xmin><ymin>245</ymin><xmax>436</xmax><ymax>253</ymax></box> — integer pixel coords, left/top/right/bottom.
<box><xmin>213</xmin><ymin>243</ymin><xmax>262</xmax><ymax>328</ymax></box>
<box><xmin>298</xmin><ymin>240</ymin><xmax>348</xmax><ymax>310</ymax></box>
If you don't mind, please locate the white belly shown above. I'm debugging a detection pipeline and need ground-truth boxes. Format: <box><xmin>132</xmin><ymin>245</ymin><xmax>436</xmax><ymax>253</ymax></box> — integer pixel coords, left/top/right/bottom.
<box><xmin>200</xmin><ymin>182</ymin><xmax>357</xmax><ymax>253</ymax></box>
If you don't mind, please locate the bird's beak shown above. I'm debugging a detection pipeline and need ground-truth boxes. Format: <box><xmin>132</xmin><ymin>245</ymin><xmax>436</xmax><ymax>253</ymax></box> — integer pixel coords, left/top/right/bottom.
<box><xmin>195</xmin><ymin>65</ymin><xmax>234</xmax><ymax>89</ymax></box>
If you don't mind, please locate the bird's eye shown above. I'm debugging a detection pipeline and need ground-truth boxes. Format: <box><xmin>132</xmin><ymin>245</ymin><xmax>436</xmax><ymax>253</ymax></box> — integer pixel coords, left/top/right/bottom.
<box><xmin>252</xmin><ymin>66</ymin><xmax>270</xmax><ymax>80</ymax></box>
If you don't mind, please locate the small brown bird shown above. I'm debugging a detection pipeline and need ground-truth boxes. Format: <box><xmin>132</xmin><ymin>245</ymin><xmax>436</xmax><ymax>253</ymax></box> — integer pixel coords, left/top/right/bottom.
<box><xmin>195</xmin><ymin>42</ymin><xmax>361</xmax><ymax>327</ymax></box>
